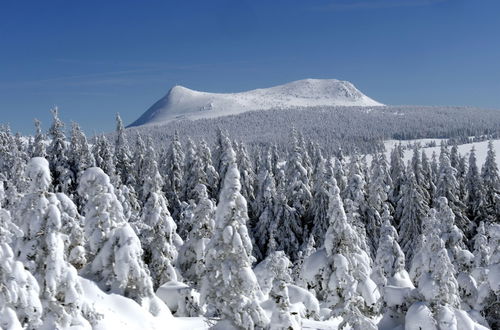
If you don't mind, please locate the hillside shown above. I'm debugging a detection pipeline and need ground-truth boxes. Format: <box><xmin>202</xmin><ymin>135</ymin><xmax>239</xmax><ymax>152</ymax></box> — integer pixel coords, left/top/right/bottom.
<box><xmin>128</xmin><ymin>79</ymin><xmax>383</xmax><ymax>127</ymax></box>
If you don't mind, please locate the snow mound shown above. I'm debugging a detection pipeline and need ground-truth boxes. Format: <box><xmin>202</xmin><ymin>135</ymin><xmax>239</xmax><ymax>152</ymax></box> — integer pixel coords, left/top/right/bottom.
<box><xmin>128</xmin><ymin>79</ymin><xmax>384</xmax><ymax>127</ymax></box>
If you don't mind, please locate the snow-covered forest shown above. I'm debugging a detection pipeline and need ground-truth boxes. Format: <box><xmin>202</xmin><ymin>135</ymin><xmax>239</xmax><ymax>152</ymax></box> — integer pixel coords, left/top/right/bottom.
<box><xmin>1</xmin><ymin>109</ymin><xmax>500</xmax><ymax>330</ymax></box>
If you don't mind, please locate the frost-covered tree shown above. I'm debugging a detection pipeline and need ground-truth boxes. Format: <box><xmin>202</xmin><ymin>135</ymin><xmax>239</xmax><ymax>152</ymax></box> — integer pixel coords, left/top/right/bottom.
<box><xmin>285</xmin><ymin>130</ymin><xmax>312</xmax><ymax>228</ymax></box>
<box><xmin>396</xmin><ymin>169</ymin><xmax>429</xmax><ymax>264</ymax></box>
<box><xmin>421</xmin><ymin>150</ymin><xmax>436</xmax><ymax>204</ymax></box>
<box><xmin>47</xmin><ymin>108</ymin><xmax>73</xmax><ymax>194</ymax></box>
<box><xmin>138</xmin><ymin>148</ymin><xmax>182</xmax><ymax>289</ymax></box>
<box><xmin>368</xmin><ymin>153</ymin><xmax>392</xmax><ymax>213</ymax></box>
<box><xmin>322</xmin><ymin>180</ymin><xmax>379</xmax><ymax>328</ymax></box>
<box><xmin>465</xmin><ymin>147</ymin><xmax>485</xmax><ymax>224</ymax></box>
<box><xmin>482</xmin><ymin>223</ymin><xmax>500</xmax><ymax>328</ymax></box>
<box><xmin>0</xmin><ymin>207</ymin><xmax>43</xmax><ymax>329</ymax></box>
<box><xmin>253</xmin><ymin>166</ymin><xmax>277</xmax><ymax>259</ymax></box>
<box><xmin>410</xmin><ymin>209</ymin><xmax>461</xmax><ymax>309</ymax></box>
<box><xmin>31</xmin><ymin>119</ymin><xmax>46</xmax><ymax>158</ymax></box>
<box><xmin>132</xmin><ymin>134</ymin><xmax>147</xmax><ymax>196</ymax></box>
<box><xmin>114</xmin><ymin>114</ymin><xmax>133</xmax><ymax>186</ymax></box>
<box><xmin>163</xmin><ymin>131</ymin><xmax>185</xmax><ymax>220</ymax></box>
<box><xmin>198</xmin><ymin>139</ymin><xmax>219</xmax><ymax>200</ymax></box>
<box><xmin>389</xmin><ymin>144</ymin><xmax>405</xmax><ymax>211</ymax></box>
<box><xmin>436</xmin><ymin>145</ymin><xmax>471</xmax><ymax>236</ymax></box>
<box><xmin>78</xmin><ymin>167</ymin><xmax>164</xmax><ymax>315</ymax></box>
<box><xmin>267</xmin><ymin>252</ymin><xmax>301</xmax><ymax>330</ymax></box>
<box><xmin>310</xmin><ymin>157</ymin><xmax>335</xmax><ymax>248</ymax></box>
<box><xmin>236</xmin><ymin>142</ymin><xmax>256</xmax><ymax>218</ymax></box>
<box><xmin>93</xmin><ymin>135</ymin><xmax>116</xmax><ymax>180</ymax></box>
<box><xmin>372</xmin><ymin>204</ymin><xmax>407</xmax><ymax>289</ymax></box>
<box><xmin>69</xmin><ymin>122</ymin><xmax>95</xmax><ymax>208</ymax></box>
<box><xmin>274</xmin><ymin>167</ymin><xmax>303</xmax><ymax>261</ymax></box>
<box><xmin>182</xmin><ymin>138</ymin><xmax>205</xmax><ymax>202</ymax></box>
<box><xmin>16</xmin><ymin>158</ymin><xmax>89</xmax><ymax>328</ymax></box>
<box><xmin>178</xmin><ymin>184</ymin><xmax>215</xmax><ymax>288</ymax></box>
<box><xmin>201</xmin><ymin>155</ymin><xmax>269</xmax><ymax>329</ymax></box>
<box><xmin>481</xmin><ymin>141</ymin><xmax>500</xmax><ymax>222</ymax></box>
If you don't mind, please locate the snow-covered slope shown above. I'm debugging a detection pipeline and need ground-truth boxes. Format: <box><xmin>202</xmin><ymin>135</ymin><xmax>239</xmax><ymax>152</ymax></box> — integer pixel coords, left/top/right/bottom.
<box><xmin>128</xmin><ymin>79</ymin><xmax>384</xmax><ymax>127</ymax></box>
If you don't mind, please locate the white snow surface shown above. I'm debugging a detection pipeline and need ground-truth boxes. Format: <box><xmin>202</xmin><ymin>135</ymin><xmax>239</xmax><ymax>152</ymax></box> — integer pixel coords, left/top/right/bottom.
<box><xmin>128</xmin><ymin>79</ymin><xmax>384</xmax><ymax>127</ymax></box>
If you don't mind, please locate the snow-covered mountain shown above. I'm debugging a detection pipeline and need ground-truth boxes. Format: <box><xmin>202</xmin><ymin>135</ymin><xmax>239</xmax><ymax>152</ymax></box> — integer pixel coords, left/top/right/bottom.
<box><xmin>128</xmin><ymin>78</ymin><xmax>384</xmax><ymax>127</ymax></box>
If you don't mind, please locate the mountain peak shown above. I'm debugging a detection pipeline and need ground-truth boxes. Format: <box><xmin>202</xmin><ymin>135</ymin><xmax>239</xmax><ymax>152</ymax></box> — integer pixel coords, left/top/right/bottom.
<box><xmin>128</xmin><ymin>79</ymin><xmax>383</xmax><ymax>127</ymax></box>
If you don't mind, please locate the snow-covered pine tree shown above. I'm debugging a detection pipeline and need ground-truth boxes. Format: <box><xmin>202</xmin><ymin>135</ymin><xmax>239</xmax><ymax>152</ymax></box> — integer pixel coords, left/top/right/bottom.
<box><xmin>409</xmin><ymin>208</ymin><xmax>461</xmax><ymax>327</ymax></box>
<box><xmin>482</xmin><ymin>223</ymin><xmax>500</xmax><ymax>328</ymax></box>
<box><xmin>198</xmin><ymin>139</ymin><xmax>219</xmax><ymax>200</ymax></box>
<box><xmin>31</xmin><ymin>119</ymin><xmax>46</xmax><ymax>158</ymax></box>
<box><xmin>78</xmin><ymin>167</ymin><xmax>164</xmax><ymax>315</ymax></box>
<box><xmin>236</xmin><ymin>142</ymin><xmax>256</xmax><ymax>219</ymax></box>
<box><xmin>274</xmin><ymin>166</ymin><xmax>303</xmax><ymax>261</ymax></box>
<box><xmin>132</xmin><ymin>134</ymin><xmax>147</xmax><ymax>198</ymax></box>
<box><xmin>465</xmin><ymin>147</ymin><xmax>485</xmax><ymax>225</ymax></box>
<box><xmin>368</xmin><ymin>152</ymin><xmax>392</xmax><ymax>214</ymax></box>
<box><xmin>0</xmin><ymin>206</ymin><xmax>43</xmax><ymax>329</ymax></box>
<box><xmin>268</xmin><ymin>252</ymin><xmax>301</xmax><ymax>330</ymax></box>
<box><xmin>396</xmin><ymin>166</ymin><xmax>429</xmax><ymax>264</ymax></box>
<box><xmin>411</xmin><ymin>144</ymin><xmax>431</xmax><ymax>203</ymax></box>
<box><xmin>201</xmin><ymin>147</ymin><xmax>269</xmax><ymax>329</ymax></box>
<box><xmin>183</xmin><ymin>138</ymin><xmax>206</xmax><ymax>202</ymax></box>
<box><xmin>16</xmin><ymin>157</ymin><xmax>89</xmax><ymax>328</ymax></box>
<box><xmin>436</xmin><ymin>145</ymin><xmax>472</xmax><ymax>236</ymax></box>
<box><xmin>372</xmin><ymin>204</ymin><xmax>407</xmax><ymax>289</ymax></box>
<box><xmin>333</xmin><ymin>156</ymin><xmax>347</xmax><ymax>195</ymax></box>
<box><xmin>253</xmin><ymin>164</ymin><xmax>277</xmax><ymax>260</ymax></box>
<box><xmin>178</xmin><ymin>184</ymin><xmax>215</xmax><ymax>288</ymax></box>
<box><xmin>92</xmin><ymin>135</ymin><xmax>116</xmax><ymax>180</ymax></box>
<box><xmin>481</xmin><ymin>141</ymin><xmax>500</xmax><ymax>222</ymax></box>
<box><xmin>114</xmin><ymin>113</ymin><xmax>134</xmax><ymax>186</ymax></box>
<box><xmin>47</xmin><ymin>108</ymin><xmax>73</xmax><ymax>194</ymax></box>
<box><xmin>69</xmin><ymin>122</ymin><xmax>95</xmax><ymax>208</ymax></box>
<box><xmin>323</xmin><ymin>180</ymin><xmax>379</xmax><ymax>329</ymax></box>
<box><xmin>389</xmin><ymin>144</ymin><xmax>406</xmax><ymax>212</ymax></box>
<box><xmin>285</xmin><ymin>129</ymin><xmax>312</xmax><ymax>232</ymax></box>
<box><xmin>139</xmin><ymin>145</ymin><xmax>182</xmax><ymax>289</ymax></box>
<box><xmin>163</xmin><ymin>131</ymin><xmax>185</xmax><ymax>220</ymax></box>
<box><xmin>310</xmin><ymin>156</ymin><xmax>334</xmax><ymax>248</ymax></box>
<box><xmin>421</xmin><ymin>150</ymin><xmax>436</xmax><ymax>204</ymax></box>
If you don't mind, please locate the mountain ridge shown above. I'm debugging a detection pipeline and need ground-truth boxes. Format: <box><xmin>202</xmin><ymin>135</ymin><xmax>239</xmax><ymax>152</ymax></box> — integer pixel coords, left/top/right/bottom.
<box><xmin>128</xmin><ymin>78</ymin><xmax>384</xmax><ymax>127</ymax></box>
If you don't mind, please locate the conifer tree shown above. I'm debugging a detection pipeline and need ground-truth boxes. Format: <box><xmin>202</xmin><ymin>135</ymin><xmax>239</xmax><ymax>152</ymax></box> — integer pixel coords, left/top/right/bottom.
<box><xmin>0</xmin><ymin>206</ymin><xmax>43</xmax><ymax>329</ymax></box>
<box><xmin>78</xmin><ymin>167</ymin><xmax>164</xmax><ymax>315</ymax></box>
<box><xmin>201</xmin><ymin>149</ymin><xmax>269</xmax><ymax>329</ymax></box>
<box><xmin>16</xmin><ymin>158</ymin><xmax>89</xmax><ymax>328</ymax></box>
<box><xmin>31</xmin><ymin>119</ymin><xmax>46</xmax><ymax>158</ymax></box>
<box><xmin>465</xmin><ymin>147</ymin><xmax>485</xmax><ymax>224</ymax></box>
<box><xmin>198</xmin><ymin>139</ymin><xmax>219</xmax><ymax>200</ymax></box>
<box><xmin>389</xmin><ymin>144</ymin><xmax>405</xmax><ymax>211</ymax></box>
<box><xmin>268</xmin><ymin>252</ymin><xmax>301</xmax><ymax>330</ymax></box>
<box><xmin>397</xmin><ymin>168</ymin><xmax>429</xmax><ymax>264</ymax></box>
<box><xmin>310</xmin><ymin>156</ymin><xmax>334</xmax><ymax>248</ymax></box>
<box><xmin>253</xmin><ymin>167</ymin><xmax>277</xmax><ymax>259</ymax></box>
<box><xmin>323</xmin><ymin>180</ymin><xmax>379</xmax><ymax>329</ymax></box>
<box><xmin>114</xmin><ymin>114</ymin><xmax>133</xmax><ymax>186</ymax></box>
<box><xmin>481</xmin><ymin>141</ymin><xmax>500</xmax><ymax>222</ymax></box>
<box><xmin>139</xmin><ymin>144</ymin><xmax>182</xmax><ymax>289</ymax></box>
<box><xmin>372</xmin><ymin>204</ymin><xmax>407</xmax><ymax>289</ymax></box>
<box><xmin>48</xmin><ymin>108</ymin><xmax>73</xmax><ymax>194</ymax></box>
<box><xmin>436</xmin><ymin>145</ymin><xmax>471</xmax><ymax>236</ymax></box>
<box><xmin>164</xmin><ymin>131</ymin><xmax>185</xmax><ymax>220</ymax></box>
<box><xmin>178</xmin><ymin>184</ymin><xmax>215</xmax><ymax>288</ymax></box>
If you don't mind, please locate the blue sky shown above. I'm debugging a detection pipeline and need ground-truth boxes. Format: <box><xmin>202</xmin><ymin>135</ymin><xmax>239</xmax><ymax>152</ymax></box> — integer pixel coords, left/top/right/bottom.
<box><xmin>1</xmin><ymin>0</ymin><xmax>499</xmax><ymax>135</ymax></box>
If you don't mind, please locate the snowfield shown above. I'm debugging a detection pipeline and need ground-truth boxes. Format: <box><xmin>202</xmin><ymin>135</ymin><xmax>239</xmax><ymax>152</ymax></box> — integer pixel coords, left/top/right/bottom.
<box><xmin>128</xmin><ymin>79</ymin><xmax>384</xmax><ymax>127</ymax></box>
<box><xmin>383</xmin><ymin>138</ymin><xmax>500</xmax><ymax>166</ymax></box>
